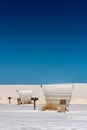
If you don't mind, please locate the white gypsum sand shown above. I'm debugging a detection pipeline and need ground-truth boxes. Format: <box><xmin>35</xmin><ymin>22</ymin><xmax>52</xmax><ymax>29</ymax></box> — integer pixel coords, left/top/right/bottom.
<box><xmin>0</xmin><ymin>104</ymin><xmax>87</xmax><ymax>130</ymax></box>
<box><xmin>0</xmin><ymin>83</ymin><xmax>87</xmax><ymax>104</ymax></box>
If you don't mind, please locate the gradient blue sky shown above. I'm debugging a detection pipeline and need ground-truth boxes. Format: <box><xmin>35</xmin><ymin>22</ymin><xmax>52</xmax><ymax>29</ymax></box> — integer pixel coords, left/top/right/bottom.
<box><xmin>0</xmin><ymin>0</ymin><xmax>87</xmax><ymax>84</ymax></box>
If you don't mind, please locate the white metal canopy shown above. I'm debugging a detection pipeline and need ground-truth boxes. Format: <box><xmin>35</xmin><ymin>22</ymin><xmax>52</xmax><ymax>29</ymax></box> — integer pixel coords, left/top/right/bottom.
<box><xmin>17</xmin><ymin>90</ymin><xmax>33</xmax><ymax>103</ymax></box>
<box><xmin>42</xmin><ymin>84</ymin><xmax>74</xmax><ymax>106</ymax></box>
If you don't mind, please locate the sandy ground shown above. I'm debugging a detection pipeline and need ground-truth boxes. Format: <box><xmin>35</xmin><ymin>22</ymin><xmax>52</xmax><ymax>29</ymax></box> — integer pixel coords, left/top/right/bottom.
<box><xmin>0</xmin><ymin>104</ymin><xmax>87</xmax><ymax>130</ymax></box>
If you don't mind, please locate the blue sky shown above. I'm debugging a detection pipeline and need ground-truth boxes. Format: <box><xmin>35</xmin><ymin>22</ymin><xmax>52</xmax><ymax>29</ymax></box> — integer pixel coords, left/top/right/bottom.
<box><xmin>0</xmin><ymin>0</ymin><xmax>87</xmax><ymax>84</ymax></box>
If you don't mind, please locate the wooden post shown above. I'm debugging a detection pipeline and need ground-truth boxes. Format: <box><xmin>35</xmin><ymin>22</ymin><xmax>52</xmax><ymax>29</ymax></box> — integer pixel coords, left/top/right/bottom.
<box><xmin>17</xmin><ymin>98</ymin><xmax>21</xmax><ymax>105</ymax></box>
<box><xmin>60</xmin><ymin>99</ymin><xmax>66</xmax><ymax>112</ymax></box>
<box><xmin>8</xmin><ymin>97</ymin><xmax>11</xmax><ymax>104</ymax></box>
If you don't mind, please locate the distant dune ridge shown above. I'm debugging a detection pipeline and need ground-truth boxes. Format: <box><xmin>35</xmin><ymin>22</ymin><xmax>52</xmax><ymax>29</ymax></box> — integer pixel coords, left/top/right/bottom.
<box><xmin>0</xmin><ymin>83</ymin><xmax>87</xmax><ymax>104</ymax></box>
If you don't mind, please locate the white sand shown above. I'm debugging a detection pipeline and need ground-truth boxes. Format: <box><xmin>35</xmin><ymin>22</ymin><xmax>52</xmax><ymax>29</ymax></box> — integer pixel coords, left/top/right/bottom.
<box><xmin>0</xmin><ymin>83</ymin><xmax>87</xmax><ymax>104</ymax></box>
<box><xmin>0</xmin><ymin>104</ymin><xmax>87</xmax><ymax>130</ymax></box>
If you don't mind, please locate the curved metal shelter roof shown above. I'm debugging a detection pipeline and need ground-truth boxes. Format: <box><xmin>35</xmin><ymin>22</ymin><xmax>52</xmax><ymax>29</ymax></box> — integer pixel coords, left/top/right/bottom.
<box><xmin>17</xmin><ymin>90</ymin><xmax>33</xmax><ymax>103</ymax></box>
<box><xmin>42</xmin><ymin>84</ymin><xmax>74</xmax><ymax>106</ymax></box>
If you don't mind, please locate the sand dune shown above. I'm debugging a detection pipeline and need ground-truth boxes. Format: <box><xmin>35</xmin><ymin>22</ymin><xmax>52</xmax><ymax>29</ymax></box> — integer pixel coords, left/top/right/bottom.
<box><xmin>0</xmin><ymin>83</ymin><xmax>87</xmax><ymax>104</ymax></box>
